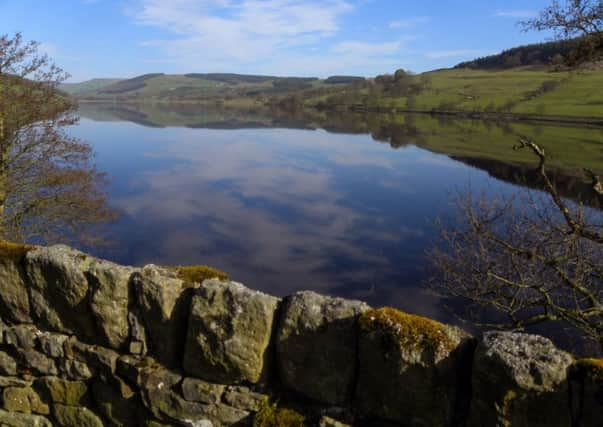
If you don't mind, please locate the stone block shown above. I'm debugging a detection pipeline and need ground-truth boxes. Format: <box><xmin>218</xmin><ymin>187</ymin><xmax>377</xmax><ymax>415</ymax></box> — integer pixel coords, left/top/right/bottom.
<box><xmin>356</xmin><ymin>308</ymin><xmax>474</xmax><ymax>426</ymax></box>
<box><xmin>183</xmin><ymin>280</ymin><xmax>278</xmax><ymax>384</ymax></box>
<box><xmin>468</xmin><ymin>332</ymin><xmax>573</xmax><ymax>427</ymax></box>
<box><xmin>276</xmin><ymin>291</ymin><xmax>369</xmax><ymax>405</ymax></box>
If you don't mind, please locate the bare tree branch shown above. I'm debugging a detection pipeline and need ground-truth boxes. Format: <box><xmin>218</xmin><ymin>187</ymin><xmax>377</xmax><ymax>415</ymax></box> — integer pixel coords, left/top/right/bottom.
<box><xmin>521</xmin><ymin>1</ymin><xmax>603</xmax><ymax>64</ymax></box>
<box><xmin>0</xmin><ymin>33</ymin><xmax>118</xmax><ymax>246</ymax></box>
<box><xmin>430</xmin><ymin>138</ymin><xmax>603</xmax><ymax>352</ymax></box>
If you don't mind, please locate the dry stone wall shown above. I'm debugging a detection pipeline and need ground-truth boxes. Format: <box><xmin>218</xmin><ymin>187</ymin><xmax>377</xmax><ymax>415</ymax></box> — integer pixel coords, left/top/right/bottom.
<box><xmin>0</xmin><ymin>243</ymin><xmax>600</xmax><ymax>426</ymax></box>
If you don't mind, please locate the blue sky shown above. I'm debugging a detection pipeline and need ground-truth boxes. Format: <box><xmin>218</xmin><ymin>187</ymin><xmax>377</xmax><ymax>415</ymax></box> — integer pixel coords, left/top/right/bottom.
<box><xmin>0</xmin><ymin>0</ymin><xmax>555</xmax><ymax>82</ymax></box>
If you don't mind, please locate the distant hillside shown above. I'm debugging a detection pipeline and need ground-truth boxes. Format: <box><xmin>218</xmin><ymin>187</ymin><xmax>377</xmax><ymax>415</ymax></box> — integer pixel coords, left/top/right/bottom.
<box><xmin>98</xmin><ymin>73</ymin><xmax>164</xmax><ymax>94</ymax></box>
<box><xmin>455</xmin><ymin>38</ymin><xmax>585</xmax><ymax>70</ymax></box>
<box><xmin>63</xmin><ymin>72</ymin><xmax>362</xmax><ymax>102</ymax></box>
<box><xmin>311</xmin><ymin>66</ymin><xmax>603</xmax><ymax>122</ymax></box>
<box><xmin>60</xmin><ymin>78</ymin><xmax>124</xmax><ymax>96</ymax></box>
<box><xmin>184</xmin><ymin>73</ymin><xmax>277</xmax><ymax>84</ymax></box>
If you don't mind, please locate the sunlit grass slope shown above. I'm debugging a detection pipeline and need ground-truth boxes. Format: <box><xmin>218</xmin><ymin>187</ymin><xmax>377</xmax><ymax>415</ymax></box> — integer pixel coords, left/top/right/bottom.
<box><xmin>353</xmin><ymin>67</ymin><xmax>603</xmax><ymax>119</ymax></box>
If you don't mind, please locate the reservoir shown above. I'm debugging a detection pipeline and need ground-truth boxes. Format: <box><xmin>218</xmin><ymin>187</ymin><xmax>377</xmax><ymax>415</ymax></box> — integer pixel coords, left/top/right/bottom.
<box><xmin>70</xmin><ymin>103</ymin><xmax>603</xmax><ymax>326</ymax></box>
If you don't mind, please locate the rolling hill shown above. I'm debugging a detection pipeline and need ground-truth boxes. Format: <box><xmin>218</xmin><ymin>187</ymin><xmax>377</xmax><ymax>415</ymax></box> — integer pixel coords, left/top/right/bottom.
<box><xmin>60</xmin><ymin>78</ymin><xmax>124</xmax><ymax>96</ymax></box>
<box><xmin>61</xmin><ymin>73</ymin><xmax>364</xmax><ymax>101</ymax></box>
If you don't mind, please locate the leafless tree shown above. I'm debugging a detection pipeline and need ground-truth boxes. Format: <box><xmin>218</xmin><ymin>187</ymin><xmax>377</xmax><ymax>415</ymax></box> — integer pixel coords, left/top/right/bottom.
<box><xmin>522</xmin><ymin>0</ymin><xmax>603</xmax><ymax>63</ymax></box>
<box><xmin>0</xmin><ymin>33</ymin><xmax>117</xmax><ymax>245</ymax></box>
<box><xmin>430</xmin><ymin>138</ymin><xmax>603</xmax><ymax>352</ymax></box>
<box><xmin>522</xmin><ymin>0</ymin><xmax>602</xmax><ymax>37</ymax></box>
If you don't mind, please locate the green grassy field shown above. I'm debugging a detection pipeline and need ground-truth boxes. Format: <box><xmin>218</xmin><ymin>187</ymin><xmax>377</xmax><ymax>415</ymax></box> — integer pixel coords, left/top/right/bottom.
<box><xmin>513</xmin><ymin>71</ymin><xmax>603</xmax><ymax>117</ymax></box>
<box><xmin>327</xmin><ymin>67</ymin><xmax>603</xmax><ymax>120</ymax></box>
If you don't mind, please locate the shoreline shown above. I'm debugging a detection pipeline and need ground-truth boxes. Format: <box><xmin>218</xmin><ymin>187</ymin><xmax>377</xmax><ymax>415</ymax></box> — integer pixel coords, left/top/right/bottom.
<box><xmin>75</xmin><ymin>98</ymin><xmax>603</xmax><ymax>129</ymax></box>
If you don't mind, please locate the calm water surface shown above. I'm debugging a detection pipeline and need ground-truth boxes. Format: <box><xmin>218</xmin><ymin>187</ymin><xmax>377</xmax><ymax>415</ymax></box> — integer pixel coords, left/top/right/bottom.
<box><xmin>68</xmin><ymin>105</ymin><xmax>603</xmax><ymax>324</ymax></box>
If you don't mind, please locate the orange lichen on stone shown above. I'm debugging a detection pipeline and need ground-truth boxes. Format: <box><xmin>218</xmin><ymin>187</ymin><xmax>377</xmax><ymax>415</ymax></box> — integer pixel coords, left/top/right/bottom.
<box><xmin>254</xmin><ymin>400</ymin><xmax>305</xmax><ymax>427</ymax></box>
<box><xmin>0</xmin><ymin>240</ymin><xmax>35</xmax><ymax>262</ymax></box>
<box><xmin>175</xmin><ymin>265</ymin><xmax>228</xmax><ymax>285</ymax></box>
<box><xmin>359</xmin><ymin>307</ymin><xmax>456</xmax><ymax>353</ymax></box>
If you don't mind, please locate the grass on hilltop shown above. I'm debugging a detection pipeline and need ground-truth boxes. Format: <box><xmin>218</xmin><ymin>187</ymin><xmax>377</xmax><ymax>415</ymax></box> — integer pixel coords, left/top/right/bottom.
<box><xmin>314</xmin><ymin>67</ymin><xmax>603</xmax><ymax>120</ymax></box>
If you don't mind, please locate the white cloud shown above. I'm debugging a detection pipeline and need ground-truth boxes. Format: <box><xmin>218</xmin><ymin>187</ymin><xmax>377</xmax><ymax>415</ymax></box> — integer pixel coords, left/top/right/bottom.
<box><xmin>495</xmin><ymin>10</ymin><xmax>536</xmax><ymax>19</ymax></box>
<box><xmin>133</xmin><ymin>0</ymin><xmax>353</xmax><ymax>71</ymax></box>
<box><xmin>388</xmin><ymin>16</ymin><xmax>430</xmax><ymax>29</ymax></box>
<box><xmin>136</xmin><ymin>0</ymin><xmax>351</xmax><ymax>37</ymax></box>
<box><xmin>425</xmin><ymin>49</ymin><xmax>483</xmax><ymax>59</ymax></box>
<box><xmin>129</xmin><ymin>0</ymin><xmax>413</xmax><ymax>76</ymax></box>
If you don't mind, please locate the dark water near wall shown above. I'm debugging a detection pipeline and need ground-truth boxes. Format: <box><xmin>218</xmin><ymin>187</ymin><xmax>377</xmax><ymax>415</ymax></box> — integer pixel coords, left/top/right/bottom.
<box><xmin>69</xmin><ymin>103</ymin><xmax>603</xmax><ymax>325</ymax></box>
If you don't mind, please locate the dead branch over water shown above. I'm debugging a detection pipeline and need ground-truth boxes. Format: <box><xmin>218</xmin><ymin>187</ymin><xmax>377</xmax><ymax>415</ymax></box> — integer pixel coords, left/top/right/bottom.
<box><xmin>430</xmin><ymin>137</ymin><xmax>603</xmax><ymax>352</ymax></box>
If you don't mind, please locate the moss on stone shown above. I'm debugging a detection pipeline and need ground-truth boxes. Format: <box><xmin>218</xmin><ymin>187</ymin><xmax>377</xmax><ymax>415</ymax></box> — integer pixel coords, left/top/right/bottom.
<box><xmin>359</xmin><ymin>307</ymin><xmax>455</xmax><ymax>353</ymax></box>
<box><xmin>1</xmin><ymin>386</ymin><xmax>49</xmax><ymax>415</ymax></box>
<box><xmin>253</xmin><ymin>400</ymin><xmax>305</xmax><ymax>427</ymax></box>
<box><xmin>52</xmin><ymin>404</ymin><xmax>104</xmax><ymax>427</ymax></box>
<box><xmin>0</xmin><ymin>240</ymin><xmax>35</xmax><ymax>262</ymax></box>
<box><xmin>35</xmin><ymin>378</ymin><xmax>88</xmax><ymax>406</ymax></box>
<box><xmin>174</xmin><ymin>265</ymin><xmax>228</xmax><ymax>286</ymax></box>
<box><xmin>576</xmin><ymin>358</ymin><xmax>603</xmax><ymax>382</ymax></box>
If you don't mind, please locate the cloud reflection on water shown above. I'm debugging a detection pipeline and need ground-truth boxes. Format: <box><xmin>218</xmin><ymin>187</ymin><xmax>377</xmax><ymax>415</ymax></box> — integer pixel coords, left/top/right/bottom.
<box><xmin>72</xmin><ymin>117</ymin><xmax>502</xmax><ymax>323</ymax></box>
